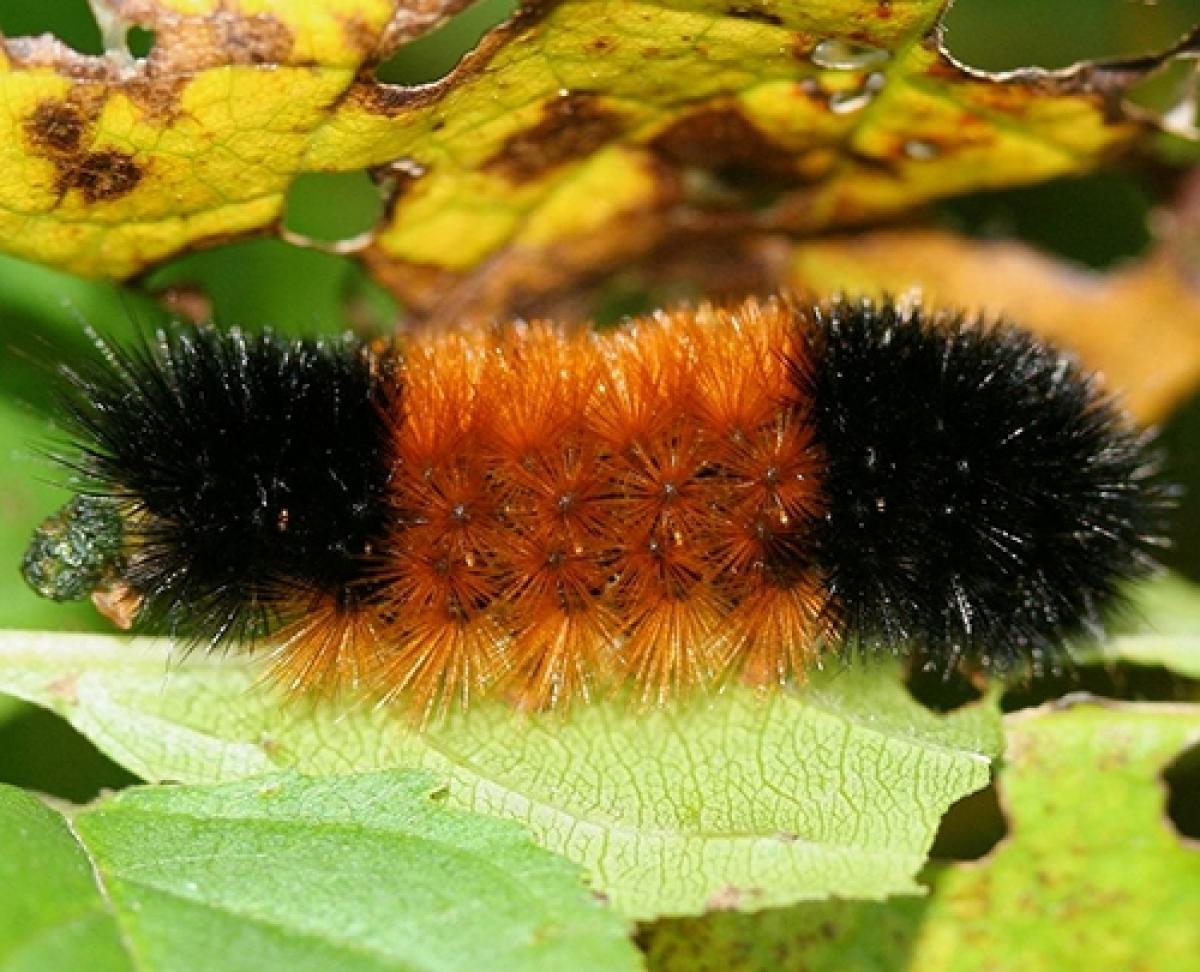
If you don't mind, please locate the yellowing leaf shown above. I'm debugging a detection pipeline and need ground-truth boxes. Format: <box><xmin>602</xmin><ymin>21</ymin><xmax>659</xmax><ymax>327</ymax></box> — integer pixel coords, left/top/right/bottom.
<box><xmin>0</xmin><ymin>0</ymin><xmax>1194</xmax><ymax>322</ymax></box>
<box><xmin>0</xmin><ymin>0</ymin><xmax>435</xmax><ymax>278</ymax></box>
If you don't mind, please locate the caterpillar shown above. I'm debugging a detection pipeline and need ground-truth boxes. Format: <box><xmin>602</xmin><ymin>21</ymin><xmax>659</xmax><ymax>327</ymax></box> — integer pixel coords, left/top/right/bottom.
<box><xmin>21</xmin><ymin>296</ymin><xmax>1167</xmax><ymax>714</ymax></box>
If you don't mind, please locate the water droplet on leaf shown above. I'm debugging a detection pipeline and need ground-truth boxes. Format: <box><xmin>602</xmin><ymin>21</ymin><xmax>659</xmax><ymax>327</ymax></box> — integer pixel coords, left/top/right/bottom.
<box><xmin>811</xmin><ymin>38</ymin><xmax>890</xmax><ymax>71</ymax></box>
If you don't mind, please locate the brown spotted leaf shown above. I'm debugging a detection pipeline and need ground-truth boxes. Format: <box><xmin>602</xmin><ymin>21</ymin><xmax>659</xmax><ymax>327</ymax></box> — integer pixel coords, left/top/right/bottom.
<box><xmin>0</xmin><ymin>0</ymin><xmax>458</xmax><ymax>279</ymax></box>
<box><xmin>0</xmin><ymin>0</ymin><xmax>1195</xmax><ymax>323</ymax></box>
<box><xmin>344</xmin><ymin>0</ymin><xmax>1200</xmax><ymax>322</ymax></box>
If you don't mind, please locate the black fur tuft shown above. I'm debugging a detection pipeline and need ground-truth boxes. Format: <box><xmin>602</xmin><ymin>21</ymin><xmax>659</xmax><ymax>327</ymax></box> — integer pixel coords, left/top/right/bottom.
<box><xmin>60</xmin><ymin>328</ymin><xmax>394</xmax><ymax>646</ymax></box>
<box><xmin>800</xmin><ymin>299</ymin><xmax>1168</xmax><ymax>671</ymax></box>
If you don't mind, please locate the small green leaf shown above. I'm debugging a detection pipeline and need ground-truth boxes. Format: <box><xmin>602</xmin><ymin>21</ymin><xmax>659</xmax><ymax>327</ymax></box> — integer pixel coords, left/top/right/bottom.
<box><xmin>0</xmin><ymin>772</ymin><xmax>640</xmax><ymax>972</ymax></box>
<box><xmin>0</xmin><ymin>399</ymin><xmax>108</xmax><ymax>634</ymax></box>
<box><xmin>0</xmin><ymin>632</ymin><xmax>1000</xmax><ymax>919</ymax></box>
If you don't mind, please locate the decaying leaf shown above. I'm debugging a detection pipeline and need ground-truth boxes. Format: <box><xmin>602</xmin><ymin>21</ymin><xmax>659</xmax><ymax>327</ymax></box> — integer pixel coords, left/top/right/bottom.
<box><xmin>0</xmin><ymin>0</ymin><xmax>1195</xmax><ymax>324</ymax></box>
<box><xmin>521</xmin><ymin>182</ymin><xmax>1200</xmax><ymax>423</ymax></box>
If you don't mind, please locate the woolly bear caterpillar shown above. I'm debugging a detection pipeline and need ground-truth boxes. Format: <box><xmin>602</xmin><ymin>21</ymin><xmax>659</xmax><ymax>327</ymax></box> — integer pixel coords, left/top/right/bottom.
<box><xmin>22</xmin><ymin>296</ymin><xmax>1167</xmax><ymax>714</ymax></box>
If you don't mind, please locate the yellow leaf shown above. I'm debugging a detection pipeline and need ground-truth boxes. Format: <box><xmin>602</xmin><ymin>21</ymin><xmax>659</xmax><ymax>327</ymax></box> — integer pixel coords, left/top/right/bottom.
<box><xmin>0</xmin><ymin>0</ymin><xmax>1193</xmax><ymax>322</ymax></box>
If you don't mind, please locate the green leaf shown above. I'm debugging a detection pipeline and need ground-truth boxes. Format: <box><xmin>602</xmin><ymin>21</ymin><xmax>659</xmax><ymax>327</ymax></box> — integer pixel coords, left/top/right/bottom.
<box><xmin>640</xmin><ymin>700</ymin><xmax>1200</xmax><ymax>971</ymax></box>
<box><xmin>0</xmin><ymin>399</ymin><xmax>101</xmax><ymax>634</ymax></box>
<box><xmin>0</xmin><ymin>694</ymin><xmax>23</xmax><ymax>728</ymax></box>
<box><xmin>0</xmin><ymin>633</ymin><xmax>1001</xmax><ymax>919</ymax></box>
<box><xmin>0</xmin><ymin>786</ymin><xmax>130</xmax><ymax>971</ymax></box>
<box><xmin>0</xmin><ymin>771</ymin><xmax>640</xmax><ymax>972</ymax></box>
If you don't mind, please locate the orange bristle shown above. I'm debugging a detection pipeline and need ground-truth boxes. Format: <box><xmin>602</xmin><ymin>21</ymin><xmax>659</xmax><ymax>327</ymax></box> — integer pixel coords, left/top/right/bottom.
<box><xmin>493</xmin><ymin>516</ymin><xmax>616</xmax><ymax>709</ymax></box>
<box><xmin>722</xmin><ymin>580</ymin><xmax>829</xmax><ymax>687</ymax></box>
<box><xmin>375</xmin><ymin>606</ymin><xmax>505</xmax><ymax>717</ymax></box>
<box><xmin>268</xmin><ymin>593</ymin><xmax>382</xmax><ymax>696</ymax></box>
<box><xmin>337</xmin><ymin>298</ymin><xmax>828</xmax><ymax>714</ymax></box>
<box><xmin>616</xmin><ymin>579</ymin><xmax>728</xmax><ymax>705</ymax></box>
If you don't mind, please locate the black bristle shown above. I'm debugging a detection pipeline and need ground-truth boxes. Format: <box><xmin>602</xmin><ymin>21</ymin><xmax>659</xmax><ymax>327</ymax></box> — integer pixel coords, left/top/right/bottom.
<box><xmin>800</xmin><ymin>298</ymin><xmax>1169</xmax><ymax>670</ymax></box>
<box><xmin>59</xmin><ymin>328</ymin><xmax>394</xmax><ymax>646</ymax></box>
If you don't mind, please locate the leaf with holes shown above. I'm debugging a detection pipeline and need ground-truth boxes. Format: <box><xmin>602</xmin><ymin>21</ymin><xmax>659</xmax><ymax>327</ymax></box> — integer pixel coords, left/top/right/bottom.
<box><xmin>0</xmin><ymin>631</ymin><xmax>1002</xmax><ymax>919</ymax></box>
<box><xmin>0</xmin><ymin>771</ymin><xmax>640</xmax><ymax>972</ymax></box>
<box><xmin>0</xmin><ymin>0</ymin><xmax>1195</xmax><ymax>323</ymax></box>
<box><xmin>639</xmin><ymin>700</ymin><xmax>1200</xmax><ymax>972</ymax></box>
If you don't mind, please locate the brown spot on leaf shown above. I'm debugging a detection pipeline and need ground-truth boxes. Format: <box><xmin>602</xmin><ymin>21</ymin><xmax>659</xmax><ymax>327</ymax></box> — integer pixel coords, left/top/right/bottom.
<box><xmin>705</xmin><ymin>884</ymin><xmax>764</xmax><ymax>911</ymax></box>
<box><xmin>485</xmin><ymin>92</ymin><xmax>624</xmax><ymax>183</ymax></box>
<box><xmin>340</xmin><ymin>13</ymin><xmax>382</xmax><ymax>59</ymax></box>
<box><xmin>725</xmin><ymin>6</ymin><xmax>785</xmax><ymax>27</ymax></box>
<box><xmin>122</xmin><ymin>76</ymin><xmax>190</xmax><ymax>124</ymax></box>
<box><xmin>209</xmin><ymin>13</ymin><xmax>294</xmax><ymax>65</ymax></box>
<box><xmin>24</xmin><ymin>95</ymin><xmax>144</xmax><ymax>203</ymax></box>
<box><xmin>587</xmin><ymin>36</ymin><xmax>618</xmax><ymax>54</ymax></box>
<box><xmin>46</xmin><ymin>674</ymin><xmax>79</xmax><ymax>705</ymax></box>
<box><xmin>878</xmin><ymin>0</ymin><xmax>893</xmax><ymax>17</ymax></box>
<box><xmin>27</xmin><ymin>100</ymin><xmax>86</xmax><ymax>154</ymax></box>
<box><xmin>149</xmin><ymin>12</ymin><xmax>295</xmax><ymax>73</ymax></box>
<box><xmin>61</xmin><ymin>150</ymin><xmax>144</xmax><ymax>203</ymax></box>
<box><xmin>349</xmin><ymin>78</ymin><xmax>439</xmax><ymax>116</ymax></box>
<box><xmin>651</xmin><ymin>105</ymin><xmax>799</xmax><ymax>179</ymax></box>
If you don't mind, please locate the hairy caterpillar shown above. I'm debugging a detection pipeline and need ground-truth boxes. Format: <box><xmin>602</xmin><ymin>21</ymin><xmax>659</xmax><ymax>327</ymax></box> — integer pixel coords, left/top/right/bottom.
<box><xmin>22</xmin><ymin>296</ymin><xmax>1167</xmax><ymax>714</ymax></box>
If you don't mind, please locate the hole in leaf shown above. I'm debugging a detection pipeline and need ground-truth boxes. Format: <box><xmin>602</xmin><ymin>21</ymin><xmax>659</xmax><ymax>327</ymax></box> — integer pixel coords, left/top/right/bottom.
<box><xmin>1000</xmin><ymin>663</ymin><xmax>1196</xmax><ymax>713</ymax></box>
<box><xmin>1128</xmin><ymin>57</ymin><xmax>1198</xmax><ymax>127</ymax></box>
<box><xmin>904</xmin><ymin>663</ymin><xmax>984</xmax><ymax>713</ymax></box>
<box><xmin>375</xmin><ymin>0</ymin><xmax>517</xmax><ymax>85</ymax></box>
<box><xmin>928</xmin><ymin>779</ymin><xmax>1008</xmax><ymax>861</ymax></box>
<box><xmin>942</xmin><ymin>0</ymin><xmax>1199</xmax><ymax>72</ymax></box>
<box><xmin>0</xmin><ymin>0</ymin><xmax>103</xmax><ymax>54</ymax></box>
<box><xmin>1163</xmin><ymin>741</ymin><xmax>1200</xmax><ymax>844</ymax></box>
<box><xmin>126</xmin><ymin>25</ymin><xmax>155</xmax><ymax>59</ymax></box>
<box><xmin>283</xmin><ymin>171</ymin><xmax>385</xmax><ymax>243</ymax></box>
